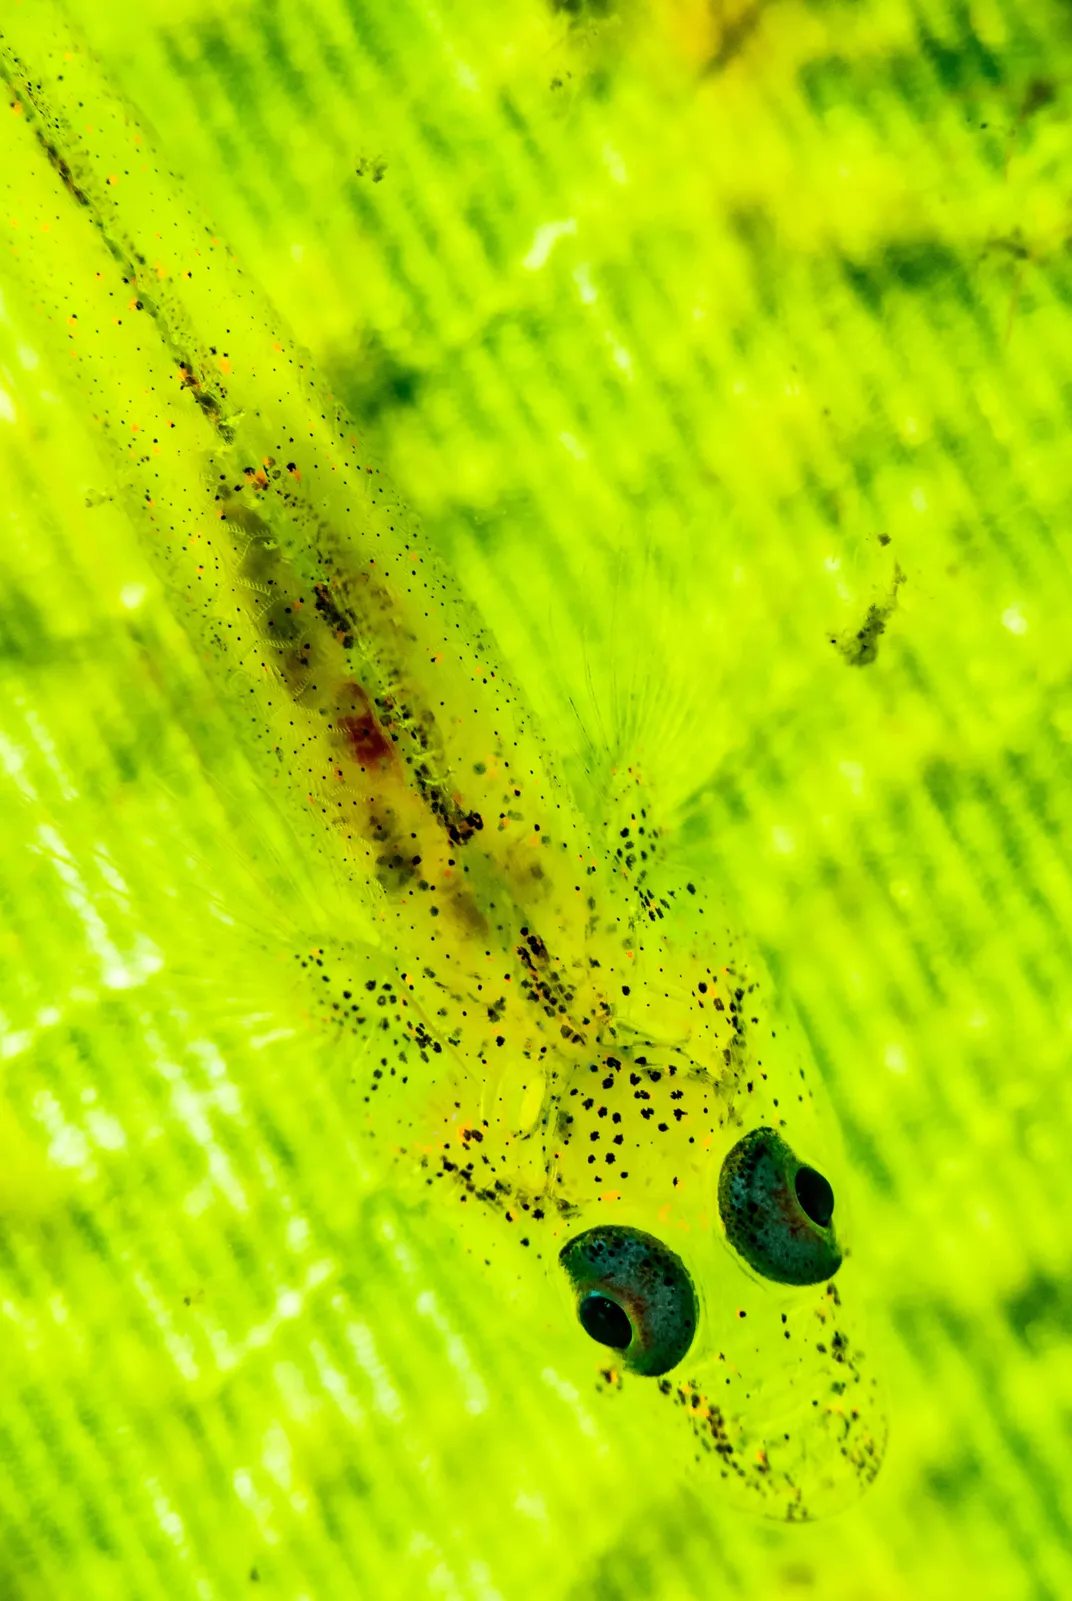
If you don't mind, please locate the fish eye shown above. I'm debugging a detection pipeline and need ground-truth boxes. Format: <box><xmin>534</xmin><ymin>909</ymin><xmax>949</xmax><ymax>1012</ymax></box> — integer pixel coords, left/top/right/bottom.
<box><xmin>718</xmin><ymin>1127</ymin><xmax>842</xmax><ymax>1286</ymax></box>
<box><xmin>559</xmin><ymin>1225</ymin><xmax>698</xmax><ymax>1377</ymax></box>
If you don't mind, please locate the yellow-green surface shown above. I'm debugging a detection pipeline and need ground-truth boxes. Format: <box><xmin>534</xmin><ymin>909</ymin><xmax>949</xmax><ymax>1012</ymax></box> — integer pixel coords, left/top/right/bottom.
<box><xmin>1</xmin><ymin>0</ymin><xmax>1071</xmax><ymax>1596</ymax></box>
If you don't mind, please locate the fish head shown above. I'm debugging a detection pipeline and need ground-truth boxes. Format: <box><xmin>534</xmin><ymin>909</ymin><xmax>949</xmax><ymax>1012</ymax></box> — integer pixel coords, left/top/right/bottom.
<box><xmin>534</xmin><ymin>933</ymin><xmax>887</xmax><ymax>1519</ymax></box>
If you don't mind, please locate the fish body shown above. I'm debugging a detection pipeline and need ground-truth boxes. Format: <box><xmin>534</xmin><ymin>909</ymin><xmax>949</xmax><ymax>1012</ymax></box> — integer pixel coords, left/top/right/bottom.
<box><xmin>0</xmin><ymin>6</ymin><xmax>884</xmax><ymax>1519</ymax></box>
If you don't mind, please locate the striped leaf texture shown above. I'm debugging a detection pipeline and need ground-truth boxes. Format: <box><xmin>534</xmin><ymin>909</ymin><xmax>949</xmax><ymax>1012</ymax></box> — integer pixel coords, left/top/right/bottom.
<box><xmin>1</xmin><ymin>0</ymin><xmax>1071</xmax><ymax>1597</ymax></box>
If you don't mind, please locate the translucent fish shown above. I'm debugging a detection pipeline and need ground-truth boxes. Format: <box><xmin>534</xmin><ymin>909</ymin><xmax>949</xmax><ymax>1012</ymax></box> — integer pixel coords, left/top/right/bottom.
<box><xmin>0</xmin><ymin>7</ymin><xmax>885</xmax><ymax>1519</ymax></box>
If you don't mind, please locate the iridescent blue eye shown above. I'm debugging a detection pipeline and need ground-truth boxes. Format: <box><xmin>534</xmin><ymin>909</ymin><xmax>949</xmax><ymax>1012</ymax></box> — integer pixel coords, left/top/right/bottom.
<box><xmin>718</xmin><ymin>1127</ymin><xmax>842</xmax><ymax>1286</ymax></box>
<box><xmin>559</xmin><ymin>1226</ymin><xmax>698</xmax><ymax>1377</ymax></box>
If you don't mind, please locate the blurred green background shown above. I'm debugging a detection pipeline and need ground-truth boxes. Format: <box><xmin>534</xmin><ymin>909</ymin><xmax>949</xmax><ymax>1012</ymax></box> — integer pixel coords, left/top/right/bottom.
<box><xmin>2</xmin><ymin>0</ymin><xmax>1072</xmax><ymax>1595</ymax></box>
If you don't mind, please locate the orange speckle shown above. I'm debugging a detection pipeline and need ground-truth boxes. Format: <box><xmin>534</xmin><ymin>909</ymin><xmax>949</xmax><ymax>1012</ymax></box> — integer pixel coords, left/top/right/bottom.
<box><xmin>218</xmin><ymin>357</ymin><xmax>232</xmax><ymax>375</ymax></box>
<box><xmin>107</xmin><ymin>173</ymin><xmax>118</xmax><ymax>186</ymax></box>
<box><xmin>10</xmin><ymin>101</ymin><xmax>23</xmax><ymax>117</ymax></box>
